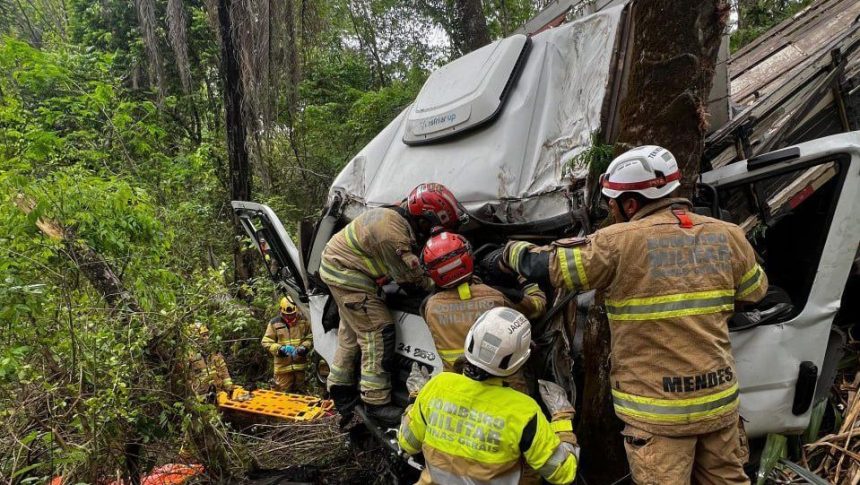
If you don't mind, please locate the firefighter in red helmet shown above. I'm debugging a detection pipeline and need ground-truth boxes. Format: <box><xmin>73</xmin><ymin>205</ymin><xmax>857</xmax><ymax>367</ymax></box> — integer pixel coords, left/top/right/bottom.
<box><xmin>321</xmin><ymin>183</ymin><xmax>467</xmax><ymax>426</ymax></box>
<box><xmin>421</xmin><ymin>231</ymin><xmax>545</xmax><ymax>383</ymax></box>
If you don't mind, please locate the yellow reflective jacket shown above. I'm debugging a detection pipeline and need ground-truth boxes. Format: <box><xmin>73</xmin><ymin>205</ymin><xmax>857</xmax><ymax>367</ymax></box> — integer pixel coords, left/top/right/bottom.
<box><xmin>399</xmin><ymin>372</ymin><xmax>577</xmax><ymax>484</ymax></box>
<box><xmin>261</xmin><ymin>315</ymin><xmax>313</xmax><ymax>374</ymax></box>
<box><xmin>503</xmin><ymin>198</ymin><xmax>768</xmax><ymax>436</ymax></box>
<box><xmin>321</xmin><ymin>207</ymin><xmax>432</xmax><ymax>293</ymax></box>
<box><xmin>187</xmin><ymin>350</ymin><xmax>233</xmax><ymax>396</ymax></box>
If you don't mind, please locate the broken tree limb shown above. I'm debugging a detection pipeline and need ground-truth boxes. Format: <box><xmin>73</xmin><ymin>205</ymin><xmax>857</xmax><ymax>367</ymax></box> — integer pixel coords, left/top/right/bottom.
<box><xmin>14</xmin><ymin>195</ymin><xmax>143</xmax><ymax>316</ymax></box>
<box><xmin>14</xmin><ymin>193</ymin><xmax>145</xmax><ymax>483</ymax></box>
<box><xmin>13</xmin><ymin>194</ymin><xmax>231</xmax><ymax>482</ymax></box>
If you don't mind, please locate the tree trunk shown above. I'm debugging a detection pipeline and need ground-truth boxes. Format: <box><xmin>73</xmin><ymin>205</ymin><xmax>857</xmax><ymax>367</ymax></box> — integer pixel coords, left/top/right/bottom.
<box><xmin>615</xmin><ymin>0</ymin><xmax>728</xmax><ymax>196</ymax></box>
<box><xmin>576</xmin><ymin>2</ymin><xmax>727</xmax><ymax>483</ymax></box>
<box><xmin>134</xmin><ymin>0</ymin><xmax>166</xmax><ymax>100</ymax></box>
<box><xmin>216</xmin><ymin>0</ymin><xmax>255</xmax><ymax>286</ymax></box>
<box><xmin>453</xmin><ymin>0</ymin><xmax>491</xmax><ymax>55</ymax></box>
<box><xmin>577</xmin><ymin>294</ymin><xmax>626</xmax><ymax>484</ymax></box>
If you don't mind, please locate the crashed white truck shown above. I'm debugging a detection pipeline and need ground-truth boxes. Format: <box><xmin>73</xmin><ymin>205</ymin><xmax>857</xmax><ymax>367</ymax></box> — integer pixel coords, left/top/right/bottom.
<box><xmin>232</xmin><ymin>0</ymin><xmax>860</xmax><ymax>464</ymax></box>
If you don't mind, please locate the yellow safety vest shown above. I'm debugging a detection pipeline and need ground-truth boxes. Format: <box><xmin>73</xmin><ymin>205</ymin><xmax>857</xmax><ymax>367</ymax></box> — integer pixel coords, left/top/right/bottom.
<box><xmin>399</xmin><ymin>372</ymin><xmax>577</xmax><ymax>484</ymax></box>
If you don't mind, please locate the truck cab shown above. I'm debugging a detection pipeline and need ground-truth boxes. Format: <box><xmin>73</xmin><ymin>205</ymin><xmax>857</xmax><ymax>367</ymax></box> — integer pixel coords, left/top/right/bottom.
<box><xmin>232</xmin><ymin>1</ymin><xmax>860</xmax><ymax>447</ymax></box>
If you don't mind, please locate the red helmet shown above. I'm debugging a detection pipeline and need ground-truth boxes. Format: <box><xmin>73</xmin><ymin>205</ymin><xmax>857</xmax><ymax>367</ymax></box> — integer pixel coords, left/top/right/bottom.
<box><xmin>407</xmin><ymin>183</ymin><xmax>467</xmax><ymax>231</ymax></box>
<box><xmin>422</xmin><ymin>231</ymin><xmax>474</xmax><ymax>288</ymax></box>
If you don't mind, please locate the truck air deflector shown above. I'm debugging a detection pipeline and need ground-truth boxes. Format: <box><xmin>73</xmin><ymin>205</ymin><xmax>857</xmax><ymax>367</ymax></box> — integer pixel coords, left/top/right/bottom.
<box><xmin>402</xmin><ymin>34</ymin><xmax>530</xmax><ymax>145</ymax></box>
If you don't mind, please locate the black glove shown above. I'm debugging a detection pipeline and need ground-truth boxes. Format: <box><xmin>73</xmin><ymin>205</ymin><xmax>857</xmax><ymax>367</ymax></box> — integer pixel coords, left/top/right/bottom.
<box><xmin>494</xmin><ymin>285</ymin><xmax>525</xmax><ymax>304</ymax></box>
<box><xmin>477</xmin><ymin>248</ymin><xmax>518</xmax><ymax>287</ymax></box>
<box><xmin>398</xmin><ymin>282</ymin><xmax>426</xmax><ymax>297</ymax></box>
<box><xmin>295</xmin><ymin>345</ymin><xmax>308</xmax><ymax>357</ymax></box>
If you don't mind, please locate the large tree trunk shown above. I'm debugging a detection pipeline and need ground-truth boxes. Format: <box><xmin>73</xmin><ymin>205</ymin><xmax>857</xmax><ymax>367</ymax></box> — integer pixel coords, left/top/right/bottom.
<box><xmin>615</xmin><ymin>0</ymin><xmax>728</xmax><ymax>196</ymax></box>
<box><xmin>576</xmin><ymin>2</ymin><xmax>727</xmax><ymax>483</ymax></box>
<box><xmin>216</xmin><ymin>0</ymin><xmax>255</xmax><ymax>285</ymax></box>
<box><xmin>453</xmin><ymin>0</ymin><xmax>491</xmax><ymax>55</ymax></box>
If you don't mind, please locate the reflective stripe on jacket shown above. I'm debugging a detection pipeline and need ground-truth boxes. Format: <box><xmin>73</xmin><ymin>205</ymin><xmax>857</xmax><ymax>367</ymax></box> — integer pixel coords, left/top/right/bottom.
<box><xmin>506</xmin><ymin>277</ymin><xmax>547</xmax><ymax>321</ymax></box>
<box><xmin>399</xmin><ymin>372</ymin><xmax>577</xmax><ymax>484</ymax></box>
<box><xmin>503</xmin><ymin>198</ymin><xmax>768</xmax><ymax>436</ymax></box>
<box><xmin>261</xmin><ymin>316</ymin><xmax>312</xmax><ymax>373</ymax></box>
<box><xmin>188</xmin><ymin>351</ymin><xmax>233</xmax><ymax>395</ymax></box>
<box><xmin>321</xmin><ymin>207</ymin><xmax>431</xmax><ymax>292</ymax></box>
<box><xmin>421</xmin><ymin>280</ymin><xmax>507</xmax><ymax>371</ymax></box>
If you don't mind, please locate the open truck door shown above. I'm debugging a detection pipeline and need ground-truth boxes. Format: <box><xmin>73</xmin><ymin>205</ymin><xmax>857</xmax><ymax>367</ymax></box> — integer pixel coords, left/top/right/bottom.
<box><xmin>231</xmin><ymin>201</ymin><xmax>309</xmax><ymax>301</ymax></box>
<box><xmin>701</xmin><ymin>131</ymin><xmax>860</xmax><ymax>437</ymax></box>
<box><xmin>231</xmin><ymin>200</ymin><xmax>442</xmax><ymax>396</ymax></box>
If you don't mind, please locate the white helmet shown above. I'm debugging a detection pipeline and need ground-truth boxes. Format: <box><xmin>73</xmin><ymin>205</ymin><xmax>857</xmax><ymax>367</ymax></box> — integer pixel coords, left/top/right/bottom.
<box><xmin>464</xmin><ymin>307</ymin><xmax>531</xmax><ymax>377</ymax></box>
<box><xmin>601</xmin><ymin>145</ymin><xmax>681</xmax><ymax>199</ymax></box>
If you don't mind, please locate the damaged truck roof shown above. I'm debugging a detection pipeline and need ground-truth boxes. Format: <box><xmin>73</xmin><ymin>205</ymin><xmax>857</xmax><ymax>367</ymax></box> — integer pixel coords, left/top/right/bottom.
<box><xmin>329</xmin><ymin>0</ymin><xmax>859</xmax><ymax>228</ymax></box>
<box><xmin>330</xmin><ymin>5</ymin><xmax>627</xmax><ymax>223</ymax></box>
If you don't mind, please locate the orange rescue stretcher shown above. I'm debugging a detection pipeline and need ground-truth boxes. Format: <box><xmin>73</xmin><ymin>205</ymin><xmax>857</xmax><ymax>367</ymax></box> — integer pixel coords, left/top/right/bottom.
<box><xmin>216</xmin><ymin>387</ymin><xmax>333</xmax><ymax>421</ymax></box>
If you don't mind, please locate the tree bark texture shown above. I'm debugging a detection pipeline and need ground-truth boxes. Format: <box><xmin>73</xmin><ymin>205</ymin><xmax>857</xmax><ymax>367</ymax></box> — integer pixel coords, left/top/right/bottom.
<box><xmin>166</xmin><ymin>0</ymin><xmax>192</xmax><ymax>93</ymax></box>
<box><xmin>616</xmin><ymin>0</ymin><xmax>728</xmax><ymax>196</ymax></box>
<box><xmin>453</xmin><ymin>0</ymin><xmax>491</xmax><ymax>55</ymax></box>
<box><xmin>133</xmin><ymin>0</ymin><xmax>166</xmax><ymax>100</ymax></box>
<box><xmin>576</xmin><ymin>2</ymin><xmax>728</xmax><ymax>483</ymax></box>
<box><xmin>216</xmin><ymin>0</ymin><xmax>255</xmax><ymax>285</ymax></box>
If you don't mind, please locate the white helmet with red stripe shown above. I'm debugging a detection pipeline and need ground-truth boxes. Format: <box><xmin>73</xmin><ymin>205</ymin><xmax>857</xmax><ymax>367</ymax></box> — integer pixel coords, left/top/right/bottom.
<box><xmin>601</xmin><ymin>145</ymin><xmax>681</xmax><ymax>199</ymax></box>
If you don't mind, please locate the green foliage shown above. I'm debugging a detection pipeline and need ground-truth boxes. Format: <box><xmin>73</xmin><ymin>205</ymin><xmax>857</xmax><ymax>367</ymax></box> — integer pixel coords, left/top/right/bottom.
<box><xmin>731</xmin><ymin>0</ymin><xmax>814</xmax><ymax>51</ymax></box>
<box><xmin>0</xmin><ymin>27</ymin><xmax>235</xmax><ymax>482</ymax></box>
<box><xmin>483</xmin><ymin>0</ymin><xmax>540</xmax><ymax>37</ymax></box>
<box><xmin>568</xmin><ymin>131</ymin><xmax>616</xmax><ymax>177</ymax></box>
<box><xmin>0</xmin><ymin>39</ymin><xmax>174</xmax><ymax>178</ymax></box>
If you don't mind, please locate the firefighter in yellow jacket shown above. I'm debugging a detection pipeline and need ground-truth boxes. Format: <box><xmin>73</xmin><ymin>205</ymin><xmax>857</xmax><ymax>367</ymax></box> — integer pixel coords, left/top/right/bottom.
<box><xmin>262</xmin><ymin>296</ymin><xmax>313</xmax><ymax>393</ymax></box>
<box><xmin>500</xmin><ymin>146</ymin><xmax>767</xmax><ymax>484</ymax></box>
<box><xmin>186</xmin><ymin>323</ymin><xmax>234</xmax><ymax>397</ymax></box>
<box><xmin>399</xmin><ymin>307</ymin><xmax>579</xmax><ymax>484</ymax></box>
<box><xmin>420</xmin><ymin>231</ymin><xmax>546</xmax><ymax>375</ymax></box>
<box><xmin>321</xmin><ymin>183</ymin><xmax>466</xmax><ymax>425</ymax></box>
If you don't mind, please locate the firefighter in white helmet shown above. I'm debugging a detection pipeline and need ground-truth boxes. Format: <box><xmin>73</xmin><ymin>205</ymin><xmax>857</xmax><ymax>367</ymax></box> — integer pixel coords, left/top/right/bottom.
<box><xmin>399</xmin><ymin>307</ymin><xmax>579</xmax><ymax>484</ymax></box>
<box><xmin>498</xmin><ymin>146</ymin><xmax>767</xmax><ymax>484</ymax></box>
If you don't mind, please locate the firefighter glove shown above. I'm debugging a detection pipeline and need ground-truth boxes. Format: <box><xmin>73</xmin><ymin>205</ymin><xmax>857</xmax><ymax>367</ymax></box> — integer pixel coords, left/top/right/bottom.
<box><xmin>406</xmin><ymin>362</ymin><xmax>431</xmax><ymax>397</ymax></box>
<box><xmin>562</xmin><ymin>441</ymin><xmax>581</xmax><ymax>461</ymax></box>
<box><xmin>295</xmin><ymin>345</ymin><xmax>308</xmax><ymax>357</ymax></box>
<box><xmin>477</xmin><ymin>248</ymin><xmax>515</xmax><ymax>286</ymax></box>
<box><xmin>538</xmin><ymin>379</ymin><xmax>575</xmax><ymax>416</ymax></box>
<box><xmin>278</xmin><ymin>345</ymin><xmax>295</xmax><ymax>357</ymax></box>
<box><xmin>495</xmin><ymin>286</ymin><xmax>525</xmax><ymax>303</ymax></box>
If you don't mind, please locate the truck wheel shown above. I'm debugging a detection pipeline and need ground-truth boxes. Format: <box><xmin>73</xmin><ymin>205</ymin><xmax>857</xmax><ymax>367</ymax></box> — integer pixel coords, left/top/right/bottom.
<box><xmin>314</xmin><ymin>355</ymin><xmax>330</xmax><ymax>386</ymax></box>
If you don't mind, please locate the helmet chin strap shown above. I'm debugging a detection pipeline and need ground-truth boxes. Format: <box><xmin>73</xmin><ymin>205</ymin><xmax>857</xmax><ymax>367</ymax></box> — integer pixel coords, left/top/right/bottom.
<box><xmin>611</xmin><ymin>197</ymin><xmax>632</xmax><ymax>223</ymax></box>
<box><xmin>456</xmin><ymin>281</ymin><xmax>472</xmax><ymax>301</ymax></box>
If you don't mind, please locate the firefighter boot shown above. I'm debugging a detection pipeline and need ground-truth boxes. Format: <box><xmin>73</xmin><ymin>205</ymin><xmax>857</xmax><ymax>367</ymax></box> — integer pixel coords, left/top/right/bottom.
<box><xmin>366</xmin><ymin>404</ymin><xmax>403</xmax><ymax>428</ymax></box>
<box><xmin>329</xmin><ymin>385</ymin><xmax>360</xmax><ymax>428</ymax></box>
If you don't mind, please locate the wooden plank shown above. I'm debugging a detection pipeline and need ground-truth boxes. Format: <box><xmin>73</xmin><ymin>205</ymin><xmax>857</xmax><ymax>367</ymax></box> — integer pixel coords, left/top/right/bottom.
<box><xmin>732</xmin><ymin>163</ymin><xmax>837</xmax><ymax>234</ymax></box>
<box><xmin>732</xmin><ymin>3</ymin><xmax>860</xmax><ymax>106</ymax></box>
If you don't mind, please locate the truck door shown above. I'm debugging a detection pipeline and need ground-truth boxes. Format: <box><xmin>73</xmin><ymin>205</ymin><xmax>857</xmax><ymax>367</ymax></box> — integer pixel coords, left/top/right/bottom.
<box><xmin>231</xmin><ymin>201</ymin><xmax>308</xmax><ymax>301</ymax></box>
<box><xmin>701</xmin><ymin>131</ymin><xmax>860</xmax><ymax>437</ymax></box>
